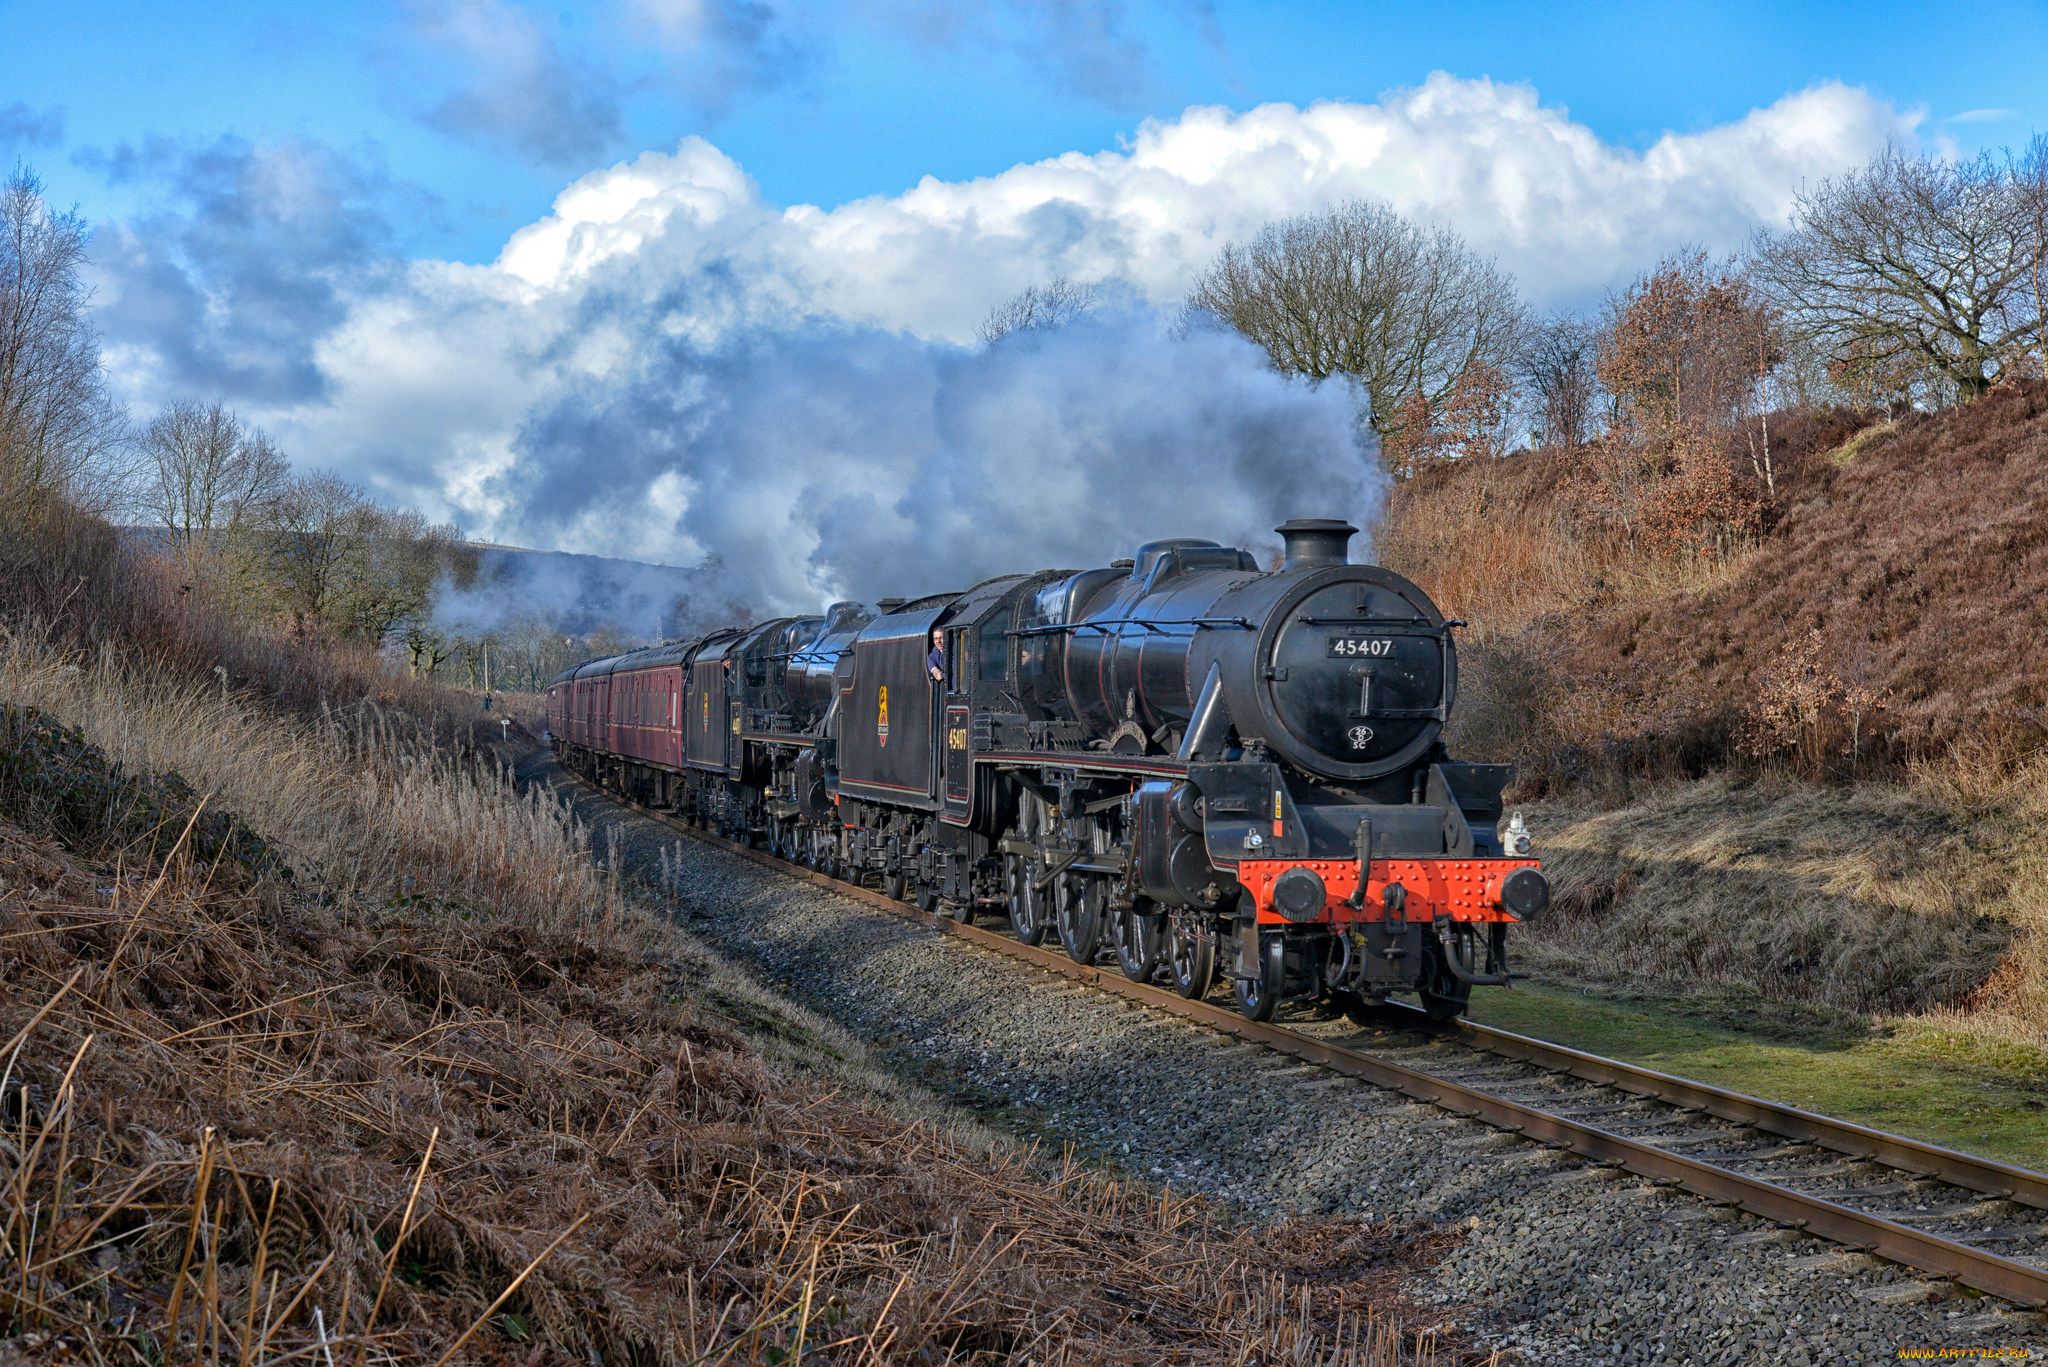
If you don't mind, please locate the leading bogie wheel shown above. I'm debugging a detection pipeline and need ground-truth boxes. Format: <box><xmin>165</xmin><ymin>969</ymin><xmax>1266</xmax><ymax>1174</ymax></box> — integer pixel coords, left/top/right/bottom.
<box><xmin>1006</xmin><ymin>855</ymin><xmax>1047</xmax><ymax>946</ymax></box>
<box><xmin>1418</xmin><ymin>938</ymin><xmax>1472</xmax><ymax>1021</ymax></box>
<box><xmin>882</xmin><ymin>871</ymin><xmax>906</xmax><ymax>901</ymax></box>
<box><xmin>1420</xmin><ymin>979</ymin><xmax>1471</xmax><ymax>1021</ymax></box>
<box><xmin>1056</xmin><ymin>875</ymin><xmax>1104</xmax><ymax>965</ymax></box>
<box><xmin>1420</xmin><ymin>986</ymin><xmax>1471</xmax><ymax>1022</ymax></box>
<box><xmin>1168</xmin><ymin>918</ymin><xmax>1215</xmax><ymax>1000</ymax></box>
<box><xmin>1112</xmin><ymin>901</ymin><xmax>1164</xmax><ymax>982</ymax></box>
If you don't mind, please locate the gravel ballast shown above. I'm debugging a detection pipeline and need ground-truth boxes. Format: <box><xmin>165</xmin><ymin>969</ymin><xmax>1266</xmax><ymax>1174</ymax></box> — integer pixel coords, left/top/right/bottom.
<box><xmin>532</xmin><ymin>757</ymin><xmax>2048</xmax><ymax>1365</ymax></box>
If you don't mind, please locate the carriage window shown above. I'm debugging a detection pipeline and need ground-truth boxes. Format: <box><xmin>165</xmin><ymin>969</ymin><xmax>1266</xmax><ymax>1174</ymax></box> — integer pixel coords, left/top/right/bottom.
<box><xmin>977</xmin><ymin>621</ymin><xmax>1009</xmax><ymax>681</ymax></box>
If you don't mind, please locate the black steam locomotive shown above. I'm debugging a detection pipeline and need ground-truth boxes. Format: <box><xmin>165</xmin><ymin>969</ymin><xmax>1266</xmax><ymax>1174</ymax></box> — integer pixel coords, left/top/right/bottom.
<box><xmin>546</xmin><ymin>519</ymin><xmax>1547</xmax><ymax>1021</ymax></box>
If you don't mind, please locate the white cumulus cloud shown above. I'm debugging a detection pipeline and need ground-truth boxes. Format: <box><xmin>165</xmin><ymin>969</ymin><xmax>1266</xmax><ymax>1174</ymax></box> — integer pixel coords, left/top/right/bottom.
<box><xmin>100</xmin><ymin>75</ymin><xmax>1916</xmax><ymax>614</ymax></box>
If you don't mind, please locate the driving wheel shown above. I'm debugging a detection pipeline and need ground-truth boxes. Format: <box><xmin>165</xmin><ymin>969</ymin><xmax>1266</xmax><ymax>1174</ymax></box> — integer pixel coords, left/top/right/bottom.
<box><xmin>1056</xmin><ymin>875</ymin><xmax>1103</xmax><ymax>965</ymax></box>
<box><xmin>1112</xmin><ymin>902</ymin><xmax>1164</xmax><ymax>982</ymax></box>
<box><xmin>1006</xmin><ymin>854</ymin><xmax>1047</xmax><ymax>946</ymax></box>
<box><xmin>1168</xmin><ymin>918</ymin><xmax>1215</xmax><ymax>1000</ymax></box>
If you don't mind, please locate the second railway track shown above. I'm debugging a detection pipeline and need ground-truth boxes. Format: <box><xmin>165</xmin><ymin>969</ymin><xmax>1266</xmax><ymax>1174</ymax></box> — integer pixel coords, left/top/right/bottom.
<box><xmin>597</xmin><ymin>778</ymin><xmax>2048</xmax><ymax>1313</ymax></box>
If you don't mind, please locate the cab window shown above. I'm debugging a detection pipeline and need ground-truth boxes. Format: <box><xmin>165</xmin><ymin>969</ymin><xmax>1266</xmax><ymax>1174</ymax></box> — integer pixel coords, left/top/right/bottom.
<box><xmin>976</xmin><ymin>620</ymin><xmax>1010</xmax><ymax>682</ymax></box>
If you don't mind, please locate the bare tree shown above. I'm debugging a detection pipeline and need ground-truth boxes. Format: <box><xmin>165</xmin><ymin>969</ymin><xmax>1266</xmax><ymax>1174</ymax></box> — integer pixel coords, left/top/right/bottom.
<box><xmin>137</xmin><ymin>401</ymin><xmax>290</xmax><ymax>566</ymax></box>
<box><xmin>976</xmin><ymin>276</ymin><xmax>1099</xmax><ymax>344</ymax></box>
<box><xmin>0</xmin><ymin>168</ymin><xmax>125</xmax><ymax>515</ymax></box>
<box><xmin>338</xmin><ymin>506</ymin><xmax>464</xmax><ymax>645</ymax></box>
<box><xmin>1187</xmin><ymin>200</ymin><xmax>1525</xmax><ymax>431</ymax></box>
<box><xmin>256</xmin><ymin>472</ymin><xmax>375</xmax><ymax>625</ymax></box>
<box><xmin>274</xmin><ymin>487</ymin><xmax>465</xmax><ymax>645</ymax></box>
<box><xmin>1753</xmin><ymin>145</ymin><xmax>2046</xmax><ymax>405</ymax></box>
<box><xmin>400</xmin><ymin>623</ymin><xmax>460</xmax><ymax>679</ymax></box>
<box><xmin>2021</xmin><ymin>134</ymin><xmax>2048</xmax><ymax>378</ymax></box>
<box><xmin>1518</xmin><ymin>314</ymin><xmax>1601</xmax><ymax>451</ymax></box>
<box><xmin>1765</xmin><ymin>328</ymin><xmax>1849</xmax><ymax>412</ymax></box>
<box><xmin>495</xmin><ymin>614</ymin><xmax>590</xmax><ymax>691</ymax></box>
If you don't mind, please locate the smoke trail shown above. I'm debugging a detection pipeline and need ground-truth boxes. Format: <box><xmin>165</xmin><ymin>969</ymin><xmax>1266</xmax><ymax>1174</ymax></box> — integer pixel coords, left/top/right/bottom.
<box><xmin>490</xmin><ymin>304</ymin><xmax>1385</xmax><ymax>618</ymax></box>
<box><xmin>429</xmin><ymin>546</ymin><xmax>728</xmax><ymax>640</ymax></box>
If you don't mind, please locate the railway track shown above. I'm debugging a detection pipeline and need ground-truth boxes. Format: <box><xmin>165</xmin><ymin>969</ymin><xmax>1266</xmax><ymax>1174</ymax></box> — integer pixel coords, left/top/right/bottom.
<box><xmin>612</xmin><ymin>788</ymin><xmax>2048</xmax><ymax>1311</ymax></box>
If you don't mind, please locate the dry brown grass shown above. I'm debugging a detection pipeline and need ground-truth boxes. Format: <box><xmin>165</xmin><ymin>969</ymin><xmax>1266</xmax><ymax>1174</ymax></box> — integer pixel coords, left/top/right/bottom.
<box><xmin>1377</xmin><ymin>443</ymin><xmax>1763</xmax><ymax>786</ymax></box>
<box><xmin>1522</xmin><ymin>773</ymin><xmax>2015</xmax><ymax>1016</ymax></box>
<box><xmin>0</xmin><ymin>619</ymin><xmax>595</xmax><ymax>925</ymax></box>
<box><xmin>1515</xmin><ymin>749</ymin><xmax>2048</xmax><ymax>1051</ymax></box>
<box><xmin>0</xmin><ymin>833</ymin><xmax>1472</xmax><ymax>1366</ymax></box>
<box><xmin>1376</xmin><ymin>449</ymin><xmax>1730</xmax><ymax>651</ymax></box>
<box><xmin>0</xmin><ymin>623</ymin><xmax>1488</xmax><ymax>1365</ymax></box>
<box><xmin>1560</xmin><ymin>381</ymin><xmax>2048</xmax><ymax>772</ymax></box>
<box><xmin>0</xmin><ymin>500</ymin><xmax>531</xmax><ymax>764</ymax></box>
<box><xmin>1901</xmin><ymin>753</ymin><xmax>2048</xmax><ymax>1049</ymax></box>
<box><xmin>1377</xmin><ymin>406</ymin><xmax>1882</xmax><ymax>787</ymax></box>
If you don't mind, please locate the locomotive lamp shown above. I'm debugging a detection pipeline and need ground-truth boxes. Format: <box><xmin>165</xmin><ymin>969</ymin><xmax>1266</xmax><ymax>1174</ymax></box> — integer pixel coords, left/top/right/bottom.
<box><xmin>1502</xmin><ymin>812</ymin><xmax>1533</xmax><ymax>856</ymax></box>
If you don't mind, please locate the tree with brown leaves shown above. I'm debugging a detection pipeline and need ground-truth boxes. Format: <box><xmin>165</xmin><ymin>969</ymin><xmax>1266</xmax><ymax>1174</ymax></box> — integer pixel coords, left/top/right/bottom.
<box><xmin>1586</xmin><ymin>252</ymin><xmax>1774</xmax><ymax>555</ymax></box>
<box><xmin>1598</xmin><ymin>249</ymin><xmax>1774</xmax><ymax>440</ymax></box>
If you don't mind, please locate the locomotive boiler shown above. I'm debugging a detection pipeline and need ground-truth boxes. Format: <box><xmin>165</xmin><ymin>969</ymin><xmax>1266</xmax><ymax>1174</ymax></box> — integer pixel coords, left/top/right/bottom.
<box><xmin>547</xmin><ymin>519</ymin><xmax>1548</xmax><ymax>1022</ymax></box>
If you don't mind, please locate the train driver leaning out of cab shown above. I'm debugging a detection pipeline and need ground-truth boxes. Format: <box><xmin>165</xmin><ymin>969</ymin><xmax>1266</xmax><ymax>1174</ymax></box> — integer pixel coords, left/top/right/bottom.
<box><xmin>928</xmin><ymin>628</ymin><xmax>946</xmax><ymax>686</ymax></box>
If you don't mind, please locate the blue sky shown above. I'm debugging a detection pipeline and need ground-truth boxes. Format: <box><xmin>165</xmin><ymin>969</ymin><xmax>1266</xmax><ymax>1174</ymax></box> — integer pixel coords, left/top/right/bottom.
<box><xmin>10</xmin><ymin>0</ymin><xmax>2045</xmax><ymax>264</ymax></box>
<box><xmin>6</xmin><ymin>0</ymin><xmax>2045</xmax><ymax>597</ymax></box>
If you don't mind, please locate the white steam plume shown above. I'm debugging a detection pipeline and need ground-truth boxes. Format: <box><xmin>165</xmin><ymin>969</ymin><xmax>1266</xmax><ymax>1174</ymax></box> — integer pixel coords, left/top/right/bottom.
<box><xmin>430</xmin><ymin>546</ymin><xmax>720</xmax><ymax>639</ymax></box>
<box><xmin>491</xmin><ymin>306</ymin><xmax>1384</xmax><ymax>618</ymax></box>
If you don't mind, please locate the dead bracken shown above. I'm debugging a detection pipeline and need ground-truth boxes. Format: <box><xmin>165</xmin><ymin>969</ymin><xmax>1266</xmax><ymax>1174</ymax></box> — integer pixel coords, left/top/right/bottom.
<box><xmin>0</xmin><ymin>676</ymin><xmax>1486</xmax><ymax>1365</ymax></box>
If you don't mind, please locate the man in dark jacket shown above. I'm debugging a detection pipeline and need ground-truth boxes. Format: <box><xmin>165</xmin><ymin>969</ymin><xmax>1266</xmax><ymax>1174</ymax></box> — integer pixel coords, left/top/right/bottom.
<box><xmin>928</xmin><ymin>628</ymin><xmax>946</xmax><ymax>686</ymax></box>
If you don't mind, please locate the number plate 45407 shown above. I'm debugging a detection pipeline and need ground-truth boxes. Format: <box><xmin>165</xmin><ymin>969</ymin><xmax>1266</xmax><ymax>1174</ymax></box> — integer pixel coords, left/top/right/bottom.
<box><xmin>1326</xmin><ymin>636</ymin><xmax>1396</xmax><ymax>658</ymax></box>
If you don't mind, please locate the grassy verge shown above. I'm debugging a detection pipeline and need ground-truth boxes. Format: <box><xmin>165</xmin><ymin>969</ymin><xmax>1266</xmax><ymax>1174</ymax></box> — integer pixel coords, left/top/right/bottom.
<box><xmin>1497</xmin><ymin>759</ymin><xmax>2048</xmax><ymax>1173</ymax></box>
<box><xmin>1469</xmin><ymin>979</ymin><xmax>2048</xmax><ymax>1172</ymax></box>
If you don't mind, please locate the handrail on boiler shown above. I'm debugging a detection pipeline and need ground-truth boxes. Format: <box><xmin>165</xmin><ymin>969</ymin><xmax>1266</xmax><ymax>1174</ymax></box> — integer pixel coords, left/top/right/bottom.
<box><xmin>1009</xmin><ymin>617</ymin><xmax>1255</xmax><ymax>638</ymax></box>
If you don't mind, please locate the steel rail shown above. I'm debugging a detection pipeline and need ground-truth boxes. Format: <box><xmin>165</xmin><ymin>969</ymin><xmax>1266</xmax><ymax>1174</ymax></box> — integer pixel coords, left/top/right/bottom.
<box><xmin>602</xmin><ymin>786</ymin><xmax>2048</xmax><ymax>1308</ymax></box>
<box><xmin>1428</xmin><ymin>1014</ymin><xmax>2048</xmax><ymax>1213</ymax></box>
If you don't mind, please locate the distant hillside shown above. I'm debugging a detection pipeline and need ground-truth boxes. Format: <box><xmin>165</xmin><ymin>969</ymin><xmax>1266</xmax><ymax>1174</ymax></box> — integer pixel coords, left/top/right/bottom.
<box><xmin>439</xmin><ymin>541</ymin><xmax>730</xmax><ymax>640</ymax></box>
<box><xmin>120</xmin><ymin>526</ymin><xmax>732</xmax><ymax>646</ymax></box>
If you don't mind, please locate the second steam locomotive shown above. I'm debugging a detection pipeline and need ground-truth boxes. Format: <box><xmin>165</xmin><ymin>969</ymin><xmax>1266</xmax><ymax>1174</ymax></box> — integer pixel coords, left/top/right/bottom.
<box><xmin>546</xmin><ymin>519</ymin><xmax>1548</xmax><ymax>1021</ymax></box>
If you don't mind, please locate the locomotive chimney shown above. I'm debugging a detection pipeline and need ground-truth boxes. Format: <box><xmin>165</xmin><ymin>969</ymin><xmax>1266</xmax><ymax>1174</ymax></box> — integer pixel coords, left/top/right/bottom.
<box><xmin>1276</xmin><ymin>519</ymin><xmax>1358</xmax><ymax>570</ymax></box>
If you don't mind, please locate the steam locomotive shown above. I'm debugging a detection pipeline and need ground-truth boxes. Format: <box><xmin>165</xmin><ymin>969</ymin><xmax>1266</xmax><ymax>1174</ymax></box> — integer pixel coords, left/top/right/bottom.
<box><xmin>545</xmin><ymin>519</ymin><xmax>1547</xmax><ymax>1021</ymax></box>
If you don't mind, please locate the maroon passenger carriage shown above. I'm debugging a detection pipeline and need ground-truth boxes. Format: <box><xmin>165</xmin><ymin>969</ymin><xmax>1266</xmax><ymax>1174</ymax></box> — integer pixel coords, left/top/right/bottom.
<box><xmin>547</xmin><ymin>520</ymin><xmax>1547</xmax><ymax>1023</ymax></box>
